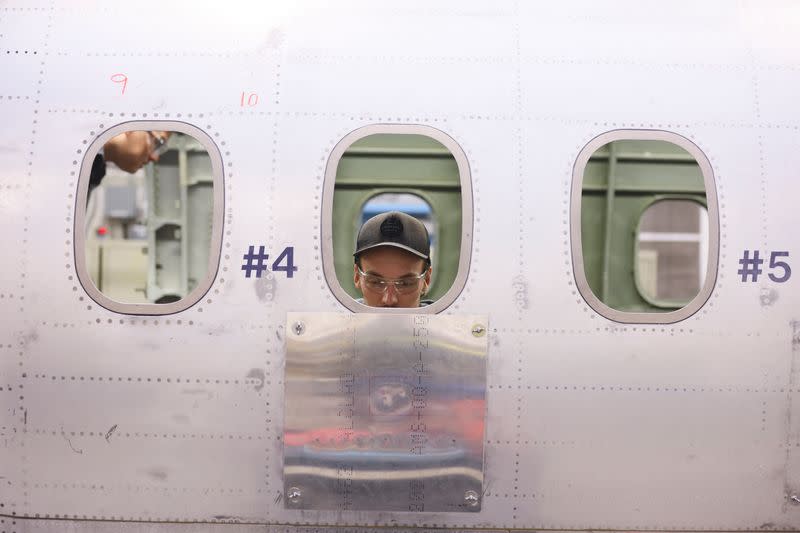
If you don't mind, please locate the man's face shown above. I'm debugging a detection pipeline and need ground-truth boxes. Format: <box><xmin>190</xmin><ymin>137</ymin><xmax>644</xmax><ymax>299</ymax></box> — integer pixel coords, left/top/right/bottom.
<box><xmin>353</xmin><ymin>246</ymin><xmax>432</xmax><ymax>308</ymax></box>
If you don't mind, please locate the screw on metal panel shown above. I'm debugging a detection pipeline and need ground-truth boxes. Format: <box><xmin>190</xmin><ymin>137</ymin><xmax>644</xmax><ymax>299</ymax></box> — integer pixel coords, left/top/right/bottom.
<box><xmin>292</xmin><ymin>322</ymin><xmax>305</xmax><ymax>335</ymax></box>
<box><xmin>791</xmin><ymin>494</ymin><xmax>800</xmax><ymax>505</ymax></box>
<box><xmin>471</xmin><ymin>324</ymin><xmax>486</xmax><ymax>337</ymax></box>
<box><xmin>287</xmin><ymin>486</ymin><xmax>302</xmax><ymax>504</ymax></box>
<box><xmin>464</xmin><ymin>489</ymin><xmax>480</xmax><ymax>507</ymax></box>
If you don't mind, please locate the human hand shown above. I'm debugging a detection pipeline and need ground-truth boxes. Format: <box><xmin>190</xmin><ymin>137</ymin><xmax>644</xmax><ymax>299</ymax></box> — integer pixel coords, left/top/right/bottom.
<box><xmin>103</xmin><ymin>130</ymin><xmax>173</xmax><ymax>173</ymax></box>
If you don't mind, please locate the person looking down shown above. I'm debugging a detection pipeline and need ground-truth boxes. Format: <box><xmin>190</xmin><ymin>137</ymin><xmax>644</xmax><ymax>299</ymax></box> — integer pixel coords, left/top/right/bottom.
<box><xmin>353</xmin><ymin>211</ymin><xmax>433</xmax><ymax>308</ymax></box>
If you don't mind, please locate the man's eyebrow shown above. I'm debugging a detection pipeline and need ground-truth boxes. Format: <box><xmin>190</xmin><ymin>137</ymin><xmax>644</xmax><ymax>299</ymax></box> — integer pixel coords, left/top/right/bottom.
<box><xmin>364</xmin><ymin>270</ymin><xmax>419</xmax><ymax>278</ymax></box>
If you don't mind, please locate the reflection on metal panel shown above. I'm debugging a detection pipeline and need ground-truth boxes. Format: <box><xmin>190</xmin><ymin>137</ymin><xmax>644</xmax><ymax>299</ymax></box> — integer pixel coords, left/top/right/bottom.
<box><xmin>284</xmin><ymin>312</ymin><xmax>488</xmax><ymax>512</ymax></box>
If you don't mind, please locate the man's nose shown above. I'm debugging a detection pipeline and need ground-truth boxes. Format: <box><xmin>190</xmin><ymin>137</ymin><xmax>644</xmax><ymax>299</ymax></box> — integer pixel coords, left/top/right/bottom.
<box><xmin>381</xmin><ymin>284</ymin><xmax>399</xmax><ymax>306</ymax></box>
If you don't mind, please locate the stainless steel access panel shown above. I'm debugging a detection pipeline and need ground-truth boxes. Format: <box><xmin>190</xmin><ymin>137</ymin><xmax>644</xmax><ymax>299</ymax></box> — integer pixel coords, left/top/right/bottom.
<box><xmin>284</xmin><ymin>312</ymin><xmax>488</xmax><ymax>513</ymax></box>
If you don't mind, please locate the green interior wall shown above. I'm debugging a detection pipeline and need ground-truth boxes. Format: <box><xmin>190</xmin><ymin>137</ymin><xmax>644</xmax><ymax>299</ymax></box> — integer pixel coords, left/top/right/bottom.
<box><xmin>332</xmin><ymin>134</ymin><xmax>462</xmax><ymax>300</ymax></box>
<box><xmin>332</xmin><ymin>136</ymin><xmax>707</xmax><ymax>311</ymax></box>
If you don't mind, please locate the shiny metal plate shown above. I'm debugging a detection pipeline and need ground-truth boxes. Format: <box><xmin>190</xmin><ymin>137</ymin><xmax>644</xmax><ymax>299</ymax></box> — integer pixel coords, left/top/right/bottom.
<box><xmin>284</xmin><ymin>312</ymin><xmax>488</xmax><ymax>512</ymax></box>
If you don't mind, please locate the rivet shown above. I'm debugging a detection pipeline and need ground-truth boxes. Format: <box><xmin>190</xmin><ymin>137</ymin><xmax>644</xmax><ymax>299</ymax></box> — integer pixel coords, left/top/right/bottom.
<box><xmin>471</xmin><ymin>324</ymin><xmax>486</xmax><ymax>337</ymax></box>
<box><xmin>464</xmin><ymin>489</ymin><xmax>480</xmax><ymax>507</ymax></box>
<box><xmin>791</xmin><ymin>494</ymin><xmax>800</xmax><ymax>504</ymax></box>
<box><xmin>287</xmin><ymin>486</ymin><xmax>302</xmax><ymax>504</ymax></box>
<box><xmin>292</xmin><ymin>322</ymin><xmax>305</xmax><ymax>335</ymax></box>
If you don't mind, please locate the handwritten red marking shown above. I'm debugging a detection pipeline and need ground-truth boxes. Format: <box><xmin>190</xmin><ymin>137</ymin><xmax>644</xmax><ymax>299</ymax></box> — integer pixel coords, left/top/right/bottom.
<box><xmin>240</xmin><ymin>91</ymin><xmax>259</xmax><ymax>107</ymax></box>
<box><xmin>110</xmin><ymin>73</ymin><xmax>128</xmax><ymax>95</ymax></box>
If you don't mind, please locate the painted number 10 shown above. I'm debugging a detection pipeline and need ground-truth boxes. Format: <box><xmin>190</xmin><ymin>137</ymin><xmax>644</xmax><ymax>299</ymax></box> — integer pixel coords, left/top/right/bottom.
<box><xmin>240</xmin><ymin>92</ymin><xmax>259</xmax><ymax>107</ymax></box>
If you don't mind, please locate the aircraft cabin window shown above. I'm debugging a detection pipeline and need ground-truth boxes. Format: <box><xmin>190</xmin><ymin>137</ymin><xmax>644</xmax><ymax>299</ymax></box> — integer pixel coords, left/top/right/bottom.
<box><xmin>571</xmin><ymin>131</ymin><xmax>719</xmax><ymax>324</ymax></box>
<box><xmin>321</xmin><ymin>125</ymin><xmax>473</xmax><ymax>313</ymax></box>
<box><xmin>75</xmin><ymin>122</ymin><xmax>224</xmax><ymax>315</ymax></box>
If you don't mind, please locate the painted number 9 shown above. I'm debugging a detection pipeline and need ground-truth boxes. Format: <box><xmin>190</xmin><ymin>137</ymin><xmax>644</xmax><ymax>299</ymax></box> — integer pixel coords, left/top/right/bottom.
<box><xmin>110</xmin><ymin>73</ymin><xmax>128</xmax><ymax>95</ymax></box>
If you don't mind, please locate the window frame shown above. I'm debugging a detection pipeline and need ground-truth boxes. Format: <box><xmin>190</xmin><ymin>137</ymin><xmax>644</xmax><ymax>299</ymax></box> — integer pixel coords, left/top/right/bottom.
<box><xmin>570</xmin><ymin>129</ymin><xmax>719</xmax><ymax>324</ymax></box>
<box><xmin>74</xmin><ymin>121</ymin><xmax>225</xmax><ymax>315</ymax></box>
<box><xmin>321</xmin><ymin>124</ymin><xmax>473</xmax><ymax>314</ymax></box>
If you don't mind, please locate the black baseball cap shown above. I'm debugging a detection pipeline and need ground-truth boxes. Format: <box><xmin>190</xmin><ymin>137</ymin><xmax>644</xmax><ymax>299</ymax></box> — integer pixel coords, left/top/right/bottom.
<box><xmin>354</xmin><ymin>211</ymin><xmax>430</xmax><ymax>263</ymax></box>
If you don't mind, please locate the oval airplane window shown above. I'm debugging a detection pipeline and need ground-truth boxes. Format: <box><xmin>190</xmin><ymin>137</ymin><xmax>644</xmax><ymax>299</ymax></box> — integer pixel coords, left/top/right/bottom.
<box><xmin>321</xmin><ymin>125</ymin><xmax>473</xmax><ymax>313</ymax></box>
<box><xmin>635</xmin><ymin>200</ymin><xmax>709</xmax><ymax>307</ymax></box>
<box><xmin>571</xmin><ymin>131</ymin><xmax>719</xmax><ymax>324</ymax></box>
<box><xmin>75</xmin><ymin>122</ymin><xmax>224</xmax><ymax>315</ymax></box>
